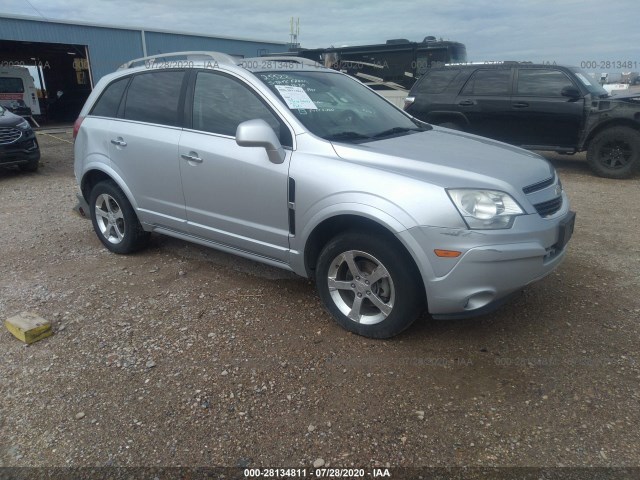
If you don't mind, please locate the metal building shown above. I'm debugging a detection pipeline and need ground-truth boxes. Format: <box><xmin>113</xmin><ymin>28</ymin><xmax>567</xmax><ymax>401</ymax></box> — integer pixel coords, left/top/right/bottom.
<box><xmin>0</xmin><ymin>14</ymin><xmax>287</xmax><ymax>121</ymax></box>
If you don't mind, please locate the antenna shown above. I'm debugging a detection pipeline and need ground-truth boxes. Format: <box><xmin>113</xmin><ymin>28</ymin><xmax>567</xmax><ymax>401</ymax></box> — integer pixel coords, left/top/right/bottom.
<box><xmin>289</xmin><ymin>17</ymin><xmax>300</xmax><ymax>49</ymax></box>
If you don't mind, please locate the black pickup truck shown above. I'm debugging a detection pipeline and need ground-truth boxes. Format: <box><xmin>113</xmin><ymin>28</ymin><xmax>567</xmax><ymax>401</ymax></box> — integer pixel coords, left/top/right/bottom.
<box><xmin>404</xmin><ymin>62</ymin><xmax>640</xmax><ymax>178</ymax></box>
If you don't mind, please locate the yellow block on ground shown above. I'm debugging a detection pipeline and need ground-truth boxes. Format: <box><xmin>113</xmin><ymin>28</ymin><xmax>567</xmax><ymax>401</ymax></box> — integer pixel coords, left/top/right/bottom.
<box><xmin>5</xmin><ymin>312</ymin><xmax>52</xmax><ymax>344</ymax></box>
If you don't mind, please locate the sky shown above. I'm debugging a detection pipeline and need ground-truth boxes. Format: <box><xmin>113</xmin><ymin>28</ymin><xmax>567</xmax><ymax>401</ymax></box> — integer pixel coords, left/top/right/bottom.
<box><xmin>2</xmin><ymin>0</ymin><xmax>639</xmax><ymax>73</ymax></box>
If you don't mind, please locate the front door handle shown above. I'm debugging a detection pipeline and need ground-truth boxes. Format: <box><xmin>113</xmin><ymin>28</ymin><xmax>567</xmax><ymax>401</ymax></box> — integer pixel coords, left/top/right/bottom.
<box><xmin>181</xmin><ymin>152</ymin><xmax>203</xmax><ymax>163</ymax></box>
<box><xmin>457</xmin><ymin>99</ymin><xmax>475</xmax><ymax>106</ymax></box>
<box><xmin>110</xmin><ymin>138</ymin><xmax>127</xmax><ymax>147</ymax></box>
<box><xmin>513</xmin><ymin>102</ymin><xmax>530</xmax><ymax>108</ymax></box>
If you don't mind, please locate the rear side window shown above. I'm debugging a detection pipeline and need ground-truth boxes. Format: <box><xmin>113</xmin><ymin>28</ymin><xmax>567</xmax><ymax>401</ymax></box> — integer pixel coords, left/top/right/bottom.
<box><xmin>415</xmin><ymin>69</ymin><xmax>460</xmax><ymax>94</ymax></box>
<box><xmin>0</xmin><ymin>77</ymin><xmax>24</xmax><ymax>93</ymax></box>
<box><xmin>90</xmin><ymin>77</ymin><xmax>129</xmax><ymax>118</ymax></box>
<box><xmin>123</xmin><ymin>71</ymin><xmax>185</xmax><ymax>126</ymax></box>
<box><xmin>517</xmin><ymin>69</ymin><xmax>575</xmax><ymax>96</ymax></box>
<box><xmin>462</xmin><ymin>69</ymin><xmax>512</xmax><ymax>96</ymax></box>
<box><xmin>191</xmin><ymin>71</ymin><xmax>291</xmax><ymax>146</ymax></box>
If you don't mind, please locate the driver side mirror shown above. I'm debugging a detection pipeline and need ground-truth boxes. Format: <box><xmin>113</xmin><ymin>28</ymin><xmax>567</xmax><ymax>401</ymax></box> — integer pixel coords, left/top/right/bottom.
<box><xmin>235</xmin><ymin>119</ymin><xmax>286</xmax><ymax>164</ymax></box>
<box><xmin>561</xmin><ymin>86</ymin><xmax>581</xmax><ymax>99</ymax></box>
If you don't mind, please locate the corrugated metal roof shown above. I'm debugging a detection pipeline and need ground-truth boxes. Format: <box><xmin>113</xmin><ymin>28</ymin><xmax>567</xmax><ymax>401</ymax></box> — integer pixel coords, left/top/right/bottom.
<box><xmin>0</xmin><ymin>13</ymin><xmax>287</xmax><ymax>45</ymax></box>
<box><xmin>0</xmin><ymin>14</ymin><xmax>287</xmax><ymax>82</ymax></box>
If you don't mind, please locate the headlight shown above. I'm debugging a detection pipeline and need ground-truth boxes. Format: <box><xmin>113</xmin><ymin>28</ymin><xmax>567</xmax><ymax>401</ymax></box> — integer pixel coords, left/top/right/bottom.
<box><xmin>16</xmin><ymin>119</ymin><xmax>31</xmax><ymax>130</ymax></box>
<box><xmin>447</xmin><ymin>189</ymin><xmax>524</xmax><ymax>229</ymax></box>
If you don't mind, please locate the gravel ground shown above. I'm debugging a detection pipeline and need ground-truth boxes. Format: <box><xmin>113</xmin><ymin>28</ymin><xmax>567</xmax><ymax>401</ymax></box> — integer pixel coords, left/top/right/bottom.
<box><xmin>1</xmin><ymin>132</ymin><xmax>639</xmax><ymax>471</ymax></box>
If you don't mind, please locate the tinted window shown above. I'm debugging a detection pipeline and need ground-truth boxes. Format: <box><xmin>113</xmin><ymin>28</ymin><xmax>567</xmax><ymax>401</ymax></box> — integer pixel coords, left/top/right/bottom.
<box><xmin>90</xmin><ymin>77</ymin><xmax>128</xmax><ymax>118</ymax></box>
<box><xmin>192</xmin><ymin>72</ymin><xmax>290</xmax><ymax>145</ymax></box>
<box><xmin>0</xmin><ymin>77</ymin><xmax>25</xmax><ymax>93</ymax></box>
<box><xmin>517</xmin><ymin>69</ymin><xmax>574</xmax><ymax>96</ymax></box>
<box><xmin>416</xmin><ymin>69</ymin><xmax>460</xmax><ymax>94</ymax></box>
<box><xmin>124</xmin><ymin>71</ymin><xmax>184</xmax><ymax>126</ymax></box>
<box><xmin>462</xmin><ymin>69</ymin><xmax>511</xmax><ymax>95</ymax></box>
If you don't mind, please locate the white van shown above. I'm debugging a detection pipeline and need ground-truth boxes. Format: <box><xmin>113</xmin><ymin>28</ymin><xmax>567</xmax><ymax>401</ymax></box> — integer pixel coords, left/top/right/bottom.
<box><xmin>0</xmin><ymin>66</ymin><xmax>41</xmax><ymax>117</ymax></box>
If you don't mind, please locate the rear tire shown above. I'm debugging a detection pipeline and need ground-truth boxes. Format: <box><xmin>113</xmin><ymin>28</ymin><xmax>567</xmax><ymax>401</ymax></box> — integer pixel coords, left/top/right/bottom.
<box><xmin>89</xmin><ymin>180</ymin><xmax>150</xmax><ymax>254</ymax></box>
<box><xmin>315</xmin><ymin>232</ymin><xmax>423</xmax><ymax>339</ymax></box>
<box><xmin>587</xmin><ymin>126</ymin><xmax>640</xmax><ymax>179</ymax></box>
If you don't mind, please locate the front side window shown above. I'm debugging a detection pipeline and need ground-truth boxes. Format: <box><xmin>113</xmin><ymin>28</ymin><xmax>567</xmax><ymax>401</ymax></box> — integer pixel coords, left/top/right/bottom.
<box><xmin>461</xmin><ymin>68</ymin><xmax>512</xmax><ymax>96</ymax></box>
<box><xmin>255</xmin><ymin>71</ymin><xmax>425</xmax><ymax>142</ymax></box>
<box><xmin>90</xmin><ymin>77</ymin><xmax>129</xmax><ymax>118</ymax></box>
<box><xmin>517</xmin><ymin>69</ymin><xmax>574</xmax><ymax>96</ymax></box>
<box><xmin>123</xmin><ymin>71</ymin><xmax>185</xmax><ymax>126</ymax></box>
<box><xmin>191</xmin><ymin>71</ymin><xmax>289</xmax><ymax>145</ymax></box>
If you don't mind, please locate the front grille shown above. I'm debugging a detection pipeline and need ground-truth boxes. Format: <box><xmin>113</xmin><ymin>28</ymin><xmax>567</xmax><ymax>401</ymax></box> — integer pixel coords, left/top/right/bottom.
<box><xmin>534</xmin><ymin>196</ymin><xmax>563</xmax><ymax>217</ymax></box>
<box><xmin>0</xmin><ymin>127</ymin><xmax>22</xmax><ymax>145</ymax></box>
<box><xmin>523</xmin><ymin>175</ymin><xmax>555</xmax><ymax>194</ymax></box>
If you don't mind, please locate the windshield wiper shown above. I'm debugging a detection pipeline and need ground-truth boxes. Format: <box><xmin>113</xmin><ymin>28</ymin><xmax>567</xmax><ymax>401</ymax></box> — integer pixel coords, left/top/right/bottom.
<box><xmin>324</xmin><ymin>131</ymin><xmax>372</xmax><ymax>142</ymax></box>
<box><xmin>372</xmin><ymin>126</ymin><xmax>424</xmax><ymax>139</ymax></box>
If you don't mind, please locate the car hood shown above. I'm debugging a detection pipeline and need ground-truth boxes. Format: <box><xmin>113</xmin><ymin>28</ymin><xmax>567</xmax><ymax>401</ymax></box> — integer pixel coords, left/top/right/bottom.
<box><xmin>330</xmin><ymin>127</ymin><xmax>555</xmax><ymax>191</ymax></box>
<box><xmin>609</xmin><ymin>91</ymin><xmax>640</xmax><ymax>103</ymax></box>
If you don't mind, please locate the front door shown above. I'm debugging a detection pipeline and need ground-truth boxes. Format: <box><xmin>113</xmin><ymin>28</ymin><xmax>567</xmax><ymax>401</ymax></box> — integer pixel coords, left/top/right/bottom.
<box><xmin>510</xmin><ymin>68</ymin><xmax>584</xmax><ymax>148</ymax></box>
<box><xmin>179</xmin><ymin>70</ymin><xmax>292</xmax><ymax>263</ymax></box>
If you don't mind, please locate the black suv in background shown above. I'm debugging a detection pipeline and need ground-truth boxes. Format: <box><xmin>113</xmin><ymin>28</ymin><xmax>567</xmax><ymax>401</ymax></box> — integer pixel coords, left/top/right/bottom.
<box><xmin>404</xmin><ymin>62</ymin><xmax>640</xmax><ymax>178</ymax></box>
<box><xmin>0</xmin><ymin>105</ymin><xmax>40</xmax><ymax>172</ymax></box>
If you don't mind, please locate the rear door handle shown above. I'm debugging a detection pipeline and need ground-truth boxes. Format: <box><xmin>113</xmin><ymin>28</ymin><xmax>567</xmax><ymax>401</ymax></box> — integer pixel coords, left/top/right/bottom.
<box><xmin>457</xmin><ymin>99</ymin><xmax>475</xmax><ymax>106</ymax></box>
<box><xmin>513</xmin><ymin>102</ymin><xmax>529</xmax><ymax>108</ymax></box>
<box><xmin>110</xmin><ymin>138</ymin><xmax>127</xmax><ymax>147</ymax></box>
<box><xmin>181</xmin><ymin>152</ymin><xmax>203</xmax><ymax>163</ymax></box>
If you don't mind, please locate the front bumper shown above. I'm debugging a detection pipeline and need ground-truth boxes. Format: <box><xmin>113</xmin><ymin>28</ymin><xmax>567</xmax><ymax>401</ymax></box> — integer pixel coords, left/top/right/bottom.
<box><xmin>0</xmin><ymin>136</ymin><xmax>40</xmax><ymax>166</ymax></box>
<box><xmin>400</xmin><ymin>208</ymin><xmax>575</xmax><ymax>318</ymax></box>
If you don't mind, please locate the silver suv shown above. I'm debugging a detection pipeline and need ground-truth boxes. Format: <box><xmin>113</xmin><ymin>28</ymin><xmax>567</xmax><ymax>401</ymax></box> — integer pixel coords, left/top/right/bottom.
<box><xmin>74</xmin><ymin>52</ymin><xmax>575</xmax><ymax>338</ymax></box>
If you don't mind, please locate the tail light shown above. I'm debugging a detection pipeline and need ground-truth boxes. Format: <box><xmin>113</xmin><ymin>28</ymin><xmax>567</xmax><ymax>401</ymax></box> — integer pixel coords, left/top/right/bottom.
<box><xmin>73</xmin><ymin>116</ymin><xmax>84</xmax><ymax>141</ymax></box>
<box><xmin>403</xmin><ymin>96</ymin><xmax>415</xmax><ymax>110</ymax></box>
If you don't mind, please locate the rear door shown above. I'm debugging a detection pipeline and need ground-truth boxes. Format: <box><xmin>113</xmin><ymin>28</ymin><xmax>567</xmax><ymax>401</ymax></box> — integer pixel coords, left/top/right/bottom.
<box><xmin>178</xmin><ymin>70</ymin><xmax>292</xmax><ymax>263</ymax></box>
<box><xmin>510</xmin><ymin>68</ymin><xmax>584</xmax><ymax>147</ymax></box>
<box><xmin>454</xmin><ymin>67</ymin><xmax>514</xmax><ymax>141</ymax></box>
<box><xmin>108</xmin><ymin>70</ymin><xmax>187</xmax><ymax>231</ymax></box>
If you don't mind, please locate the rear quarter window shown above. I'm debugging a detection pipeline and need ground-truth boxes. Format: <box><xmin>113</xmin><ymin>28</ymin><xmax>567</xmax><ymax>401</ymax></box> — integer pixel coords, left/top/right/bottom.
<box><xmin>90</xmin><ymin>77</ymin><xmax>129</xmax><ymax>118</ymax></box>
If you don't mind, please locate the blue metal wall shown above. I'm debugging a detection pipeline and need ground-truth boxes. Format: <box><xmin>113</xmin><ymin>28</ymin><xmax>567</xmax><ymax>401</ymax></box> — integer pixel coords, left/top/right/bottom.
<box><xmin>0</xmin><ymin>16</ymin><xmax>286</xmax><ymax>83</ymax></box>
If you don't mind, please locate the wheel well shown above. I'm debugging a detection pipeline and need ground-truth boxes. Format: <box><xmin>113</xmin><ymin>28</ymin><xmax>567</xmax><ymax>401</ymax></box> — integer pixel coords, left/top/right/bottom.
<box><xmin>584</xmin><ymin>119</ymin><xmax>640</xmax><ymax>149</ymax></box>
<box><xmin>426</xmin><ymin>112</ymin><xmax>468</xmax><ymax>128</ymax></box>
<box><xmin>80</xmin><ymin>170</ymin><xmax>114</xmax><ymax>200</ymax></box>
<box><xmin>304</xmin><ymin>215</ymin><xmax>426</xmax><ymax>296</ymax></box>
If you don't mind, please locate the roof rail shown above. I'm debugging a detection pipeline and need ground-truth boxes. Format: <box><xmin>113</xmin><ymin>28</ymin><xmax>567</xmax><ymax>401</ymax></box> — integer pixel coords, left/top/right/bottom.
<box><xmin>238</xmin><ymin>56</ymin><xmax>323</xmax><ymax>68</ymax></box>
<box><xmin>118</xmin><ymin>51</ymin><xmax>238</xmax><ymax>69</ymax></box>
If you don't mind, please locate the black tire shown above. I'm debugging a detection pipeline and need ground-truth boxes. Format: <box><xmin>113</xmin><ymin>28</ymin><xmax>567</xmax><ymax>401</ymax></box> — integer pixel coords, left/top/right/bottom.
<box><xmin>438</xmin><ymin>121</ymin><xmax>463</xmax><ymax>131</ymax></box>
<box><xmin>89</xmin><ymin>180</ymin><xmax>150</xmax><ymax>254</ymax></box>
<box><xmin>18</xmin><ymin>158</ymin><xmax>39</xmax><ymax>172</ymax></box>
<box><xmin>586</xmin><ymin>126</ymin><xmax>640</xmax><ymax>179</ymax></box>
<box><xmin>315</xmin><ymin>232</ymin><xmax>424</xmax><ymax>339</ymax></box>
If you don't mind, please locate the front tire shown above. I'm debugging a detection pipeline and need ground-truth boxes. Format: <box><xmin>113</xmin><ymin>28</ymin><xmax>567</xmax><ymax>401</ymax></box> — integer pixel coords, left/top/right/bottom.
<box><xmin>315</xmin><ymin>232</ymin><xmax>423</xmax><ymax>339</ymax></box>
<box><xmin>89</xmin><ymin>180</ymin><xmax>150</xmax><ymax>254</ymax></box>
<box><xmin>587</xmin><ymin>126</ymin><xmax>640</xmax><ymax>179</ymax></box>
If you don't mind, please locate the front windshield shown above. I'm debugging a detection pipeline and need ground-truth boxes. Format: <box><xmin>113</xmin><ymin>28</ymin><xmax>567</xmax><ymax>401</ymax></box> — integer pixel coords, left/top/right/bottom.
<box><xmin>255</xmin><ymin>70</ymin><xmax>427</xmax><ymax>142</ymax></box>
<box><xmin>569</xmin><ymin>67</ymin><xmax>608</xmax><ymax>97</ymax></box>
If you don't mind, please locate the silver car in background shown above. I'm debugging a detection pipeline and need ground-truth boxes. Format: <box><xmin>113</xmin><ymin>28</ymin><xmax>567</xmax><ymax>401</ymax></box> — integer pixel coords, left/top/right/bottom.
<box><xmin>73</xmin><ymin>52</ymin><xmax>575</xmax><ymax>338</ymax></box>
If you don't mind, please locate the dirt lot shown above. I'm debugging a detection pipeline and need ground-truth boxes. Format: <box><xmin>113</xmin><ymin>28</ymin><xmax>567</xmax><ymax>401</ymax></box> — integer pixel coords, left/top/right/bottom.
<box><xmin>1</xmin><ymin>131</ymin><xmax>639</xmax><ymax>472</ymax></box>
